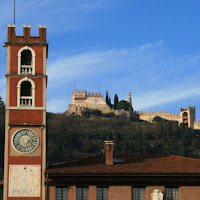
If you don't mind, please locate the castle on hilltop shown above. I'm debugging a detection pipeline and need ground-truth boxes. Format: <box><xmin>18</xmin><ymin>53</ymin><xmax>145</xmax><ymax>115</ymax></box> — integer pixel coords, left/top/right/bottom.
<box><xmin>138</xmin><ymin>106</ymin><xmax>200</xmax><ymax>129</ymax></box>
<box><xmin>67</xmin><ymin>90</ymin><xmax>131</xmax><ymax>116</ymax></box>
<box><xmin>67</xmin><ymin>90</ymin><xmax>200</xmax><ymax>129</ymax></box>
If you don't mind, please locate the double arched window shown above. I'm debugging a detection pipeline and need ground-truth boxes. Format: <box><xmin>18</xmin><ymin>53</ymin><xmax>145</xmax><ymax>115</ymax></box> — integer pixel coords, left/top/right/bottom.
<box><xmin>17</xmin><ymin>78</ymin><xmax>35</xmax><ymax>107</ymax></box>
<box><xmin>18</xmin><ymin>46</ymin><xmax>36</xmax><ymax>75</ymax></box>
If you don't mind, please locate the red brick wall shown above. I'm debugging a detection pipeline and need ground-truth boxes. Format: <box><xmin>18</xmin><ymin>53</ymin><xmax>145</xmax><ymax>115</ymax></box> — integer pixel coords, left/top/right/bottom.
<box><xmin>47</xmin><ymin>185</ymin><xmax>200</xmax><ymax>200</ymax></box>
<box><xmin>109</xmin><ymin>186</ymin><xmax>132</xmax><ymax>200</ymax></box>
<box><xmin>9</xmin><ymin>110</ymin><xmax>43</xmax><ymax>124</ymax></box>
<box><xmin>34</xmin><ymin>78</ymin><xmax>43</xmax><ymax>107</ymax></box>
<box><xmin>179</xmin><ymin>186</ymin><xmax>200</xmax><ymax>200</ymax></box>
<box><xmin>68</xmin><ymin>186</ymin><xmax>76</xmax><ymax>200</ymax></box>
<box><xmin>10</xmin><ymin>46</ymin><xmax>19</xmax><ymax>74</ymax></box>
<box><xmin>89</xmin><ymin>186</ymin><xmax>97</xmax><ymax>200</ymax></box>
<box><xmin>7</xmin><ymin>26</ymin><xmax>46</xmax><ymax>43</ymax></box>
<box><xmin>48</xmin><ymin>187</ymin><xmax>56</xmax><ymax>200</ymax></box>
<box><xmin>34</xmin><ymin>46</ymin><xmax>44</xmax><ymax>75</ymax></box>
<box><xmin>9</xmin><ymin>77</ymin><xmax>19</xmax><ymax>106</ymax></box>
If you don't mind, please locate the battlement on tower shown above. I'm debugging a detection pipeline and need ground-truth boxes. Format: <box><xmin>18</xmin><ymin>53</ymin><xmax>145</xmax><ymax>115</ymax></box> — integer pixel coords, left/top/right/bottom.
<box><xmin>180</xmin><ymin>106</ymin><xmax>195</xmax><ymax>112</ymax></box>
<box><xmin>87</xmin><ymin>92</ymin><xmax>102</xmax><ymax>97</ymax></box>
<box><xmin>6</xmin><ymin>24</ymin><xmax>47</xmax><ymax>44</ymax></box>
<box><xmin>73</xmin><ymin>90</ymin><xmax>87</xmax><ymax>99</ymax></box>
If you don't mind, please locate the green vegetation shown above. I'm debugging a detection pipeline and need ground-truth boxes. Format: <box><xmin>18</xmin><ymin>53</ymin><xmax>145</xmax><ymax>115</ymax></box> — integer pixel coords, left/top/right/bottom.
<box><xmin>106</xmin><ymin>90</ymin><xmax>112</xmax><ymax>108</ymax></box>
<box><xmin>105</xmin><ymin>91</ymin><xmax>133</xmax><ymax>112</ymax></box>
<box><xmin>46</xmin><ymin>113</ymin><xmax>200</xmax><ymax>163</ymax></box>
<box><xmin>81</xmin><ymin>109</ymin><xmax>115</xmax><ymax>118</ymax></box>
<box><xmin>116</xmin><ymin>100</ymin><xmax>130</xmax><ymax>111</ymax></box>
<box><xmin>114</xmin><ymin>94</ymin><xmax>119</xmax><ymax>109</ymax></box>
<box><xmin>0</xmin><ymin>100</ymin><xmax>200</xmax><ymax>189</ymax></box>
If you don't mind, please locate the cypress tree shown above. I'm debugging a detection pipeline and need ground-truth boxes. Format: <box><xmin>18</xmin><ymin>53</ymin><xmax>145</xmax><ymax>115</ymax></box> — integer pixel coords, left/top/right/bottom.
<box><xmin>107</xmin><ymin>97</ymin><xmax>112</xmax><ymax>108</ymax></box>
<box><xmin>106</xmin><ymin>91</ymin><xmax>109</xmax><ymax>104</ymax></box>
<box><xmin>114</xmin><ymin>93</ymin><xmax>119</xmax><ymax>109</ymax></box>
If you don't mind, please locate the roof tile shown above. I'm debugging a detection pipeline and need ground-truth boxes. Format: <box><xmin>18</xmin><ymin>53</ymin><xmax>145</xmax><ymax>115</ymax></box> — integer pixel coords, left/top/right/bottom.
<box><xmin>46</xmin><ymin>154</ymin><xmax>200</xmax><ymax>175</ymax></box>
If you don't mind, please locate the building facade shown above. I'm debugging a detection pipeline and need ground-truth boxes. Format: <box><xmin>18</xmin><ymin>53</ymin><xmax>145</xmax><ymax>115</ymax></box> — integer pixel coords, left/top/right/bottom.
<box><xmin>46</xmin><ymin>141</ymin><xmax>200</xmax><ymax>200</ymax></box>
<box><xmin>3</xmin><ymin>24</ymin><xmax>48</xmax><ymax>200</ymax></box>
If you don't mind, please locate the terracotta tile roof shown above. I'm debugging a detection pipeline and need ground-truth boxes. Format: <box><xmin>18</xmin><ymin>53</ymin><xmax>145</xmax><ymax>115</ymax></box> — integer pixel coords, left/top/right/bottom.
<box><xmin>46</xmin><ymin>154</ymin><xmax>200</xmax><ymax>175</ymax></box>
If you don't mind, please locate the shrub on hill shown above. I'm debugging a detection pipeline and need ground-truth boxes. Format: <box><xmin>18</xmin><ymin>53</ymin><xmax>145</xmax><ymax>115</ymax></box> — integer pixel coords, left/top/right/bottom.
<box><xmin>46</xmin><ymin>113</ymin><xmax>200</xmax><ymax>164</ymax></box>
<box><xmin>81</xmin><ymin>109</ymin><xmax>115</xmax><ymax>118</ymax></box>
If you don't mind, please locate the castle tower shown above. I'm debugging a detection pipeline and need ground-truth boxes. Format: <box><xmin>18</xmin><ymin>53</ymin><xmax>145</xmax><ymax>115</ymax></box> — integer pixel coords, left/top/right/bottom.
<box><xmin>3</xmin><ymin>25</ymin><xmax>48</xmax><ymax>200</ymax></box>
<box><xmin>128</xmin><ymin>92</ymin><xmax>132</xmax><ymax>106</ymax></box>
<box><xmin>180</xmin><ymin>106</ymin><xmax>196</xmax><ymax>128</ymax></box>
<box><xmin>128</xmin><ymin>92</ymin><xmax>133</xmax><ymax>111</ymax></box>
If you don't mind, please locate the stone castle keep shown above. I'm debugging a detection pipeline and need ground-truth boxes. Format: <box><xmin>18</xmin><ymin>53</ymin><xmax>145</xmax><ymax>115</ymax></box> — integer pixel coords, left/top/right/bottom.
<box><xmin>67</xmin><ymin>90</ymin><xmax>130</xmax><ymax>116</ymax></box>
<box><xmin>67</xmin><ymin>90</ymin><xmax>200</xmax><ymax>129</ymax></box>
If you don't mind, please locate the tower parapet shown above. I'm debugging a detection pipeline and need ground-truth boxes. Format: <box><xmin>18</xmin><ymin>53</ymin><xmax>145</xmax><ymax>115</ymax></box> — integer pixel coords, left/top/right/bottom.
<box><xmin>6</xmin><ymin>24</ymin><xmax>46</xmax><ymax>44</ymax></box>
<box><xmin>87</xmin><ymin>92</ymin><xmax>102</xmax><ymax>97</ymax></box>
<box><xmin>73</xmin><ymin>90</ymin><xmax>87</xmax><ymax>99</ymax></box>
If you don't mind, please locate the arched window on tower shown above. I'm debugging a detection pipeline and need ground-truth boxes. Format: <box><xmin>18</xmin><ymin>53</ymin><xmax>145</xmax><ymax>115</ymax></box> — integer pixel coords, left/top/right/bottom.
<box><xmin>17</xmin><ymin>78</ymin><xmax>35</xmax><ymax>107</ymax></box>
<box><xmin>20</xmin><ymin>50</ymin><xmax>32</xmax><ymax>74</ymax></box>
<box><xmin>20</xmin><ymin>81</ymin><xmax>32</xmax><ymax>106</ymax></box>
<box><xmin>18</xmin><ymin>46</ymin><xmax>36</xmax><ymax>75</ymax></box>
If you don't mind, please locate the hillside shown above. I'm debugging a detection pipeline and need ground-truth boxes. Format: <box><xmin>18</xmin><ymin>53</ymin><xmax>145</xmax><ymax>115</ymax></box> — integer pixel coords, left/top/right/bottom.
<box><xmin>0</xmin><ymin>108</ymin><xmax>200</xmax><ymax>171</ymax></box>
<box><xmin>46</xmin><ymin>112</ymin><xmax>200</xmax><ymax>163</ymax></box>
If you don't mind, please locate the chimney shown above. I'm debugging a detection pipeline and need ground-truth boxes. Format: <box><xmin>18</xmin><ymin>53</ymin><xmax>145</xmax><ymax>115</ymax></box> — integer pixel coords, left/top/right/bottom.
<box><xmin>104</xmin><ymin>141</ymin><xmax>114</xmax><ymax>165</ymax></box>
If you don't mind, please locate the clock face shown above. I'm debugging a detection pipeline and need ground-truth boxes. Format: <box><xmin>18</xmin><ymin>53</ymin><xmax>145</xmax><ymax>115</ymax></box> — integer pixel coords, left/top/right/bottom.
<box><xmin>12</xmin><ymin>129</ymin><xmax>39</xmax><ymax>154</ymax></box>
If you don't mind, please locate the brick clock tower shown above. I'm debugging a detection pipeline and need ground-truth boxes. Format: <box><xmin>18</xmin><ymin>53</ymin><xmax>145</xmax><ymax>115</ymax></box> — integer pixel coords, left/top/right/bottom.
<box><xmin>3</xmin><ymin>25</ymin><xmax>48</xmax><ymax>200</ymax></box>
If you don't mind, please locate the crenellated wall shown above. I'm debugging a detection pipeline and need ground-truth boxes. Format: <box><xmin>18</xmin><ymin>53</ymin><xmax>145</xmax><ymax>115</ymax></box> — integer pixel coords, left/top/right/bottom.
<box><xmin>138</xmin><ymin>110</ymin><xmax>181</xmax><ymax>123</ymax></box>
<box><xmin>67</xmin><ymin>90</ymin><xmax>130</xmax><ymax>116</ymax></box>
<box><xmin>67</xmin><ymin>90</ymin><xmax>112</xmax><ymax>115</ymax></box>
<box><xmin>138</xmin><ymin>106</ymin><xmax>200</xmax><ymax>129</ymax></box>
<box><xmin>67</xmin><ymin>91</ymin><xmax>200</xmax><ymax>129</ymax></box>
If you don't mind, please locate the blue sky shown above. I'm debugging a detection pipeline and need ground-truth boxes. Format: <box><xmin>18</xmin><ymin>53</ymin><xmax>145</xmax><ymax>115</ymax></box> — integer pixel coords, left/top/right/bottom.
<box><xmin>0</xmin><ymin>0</ymin><xmax>200</xmax><ymax>119</ymax></box>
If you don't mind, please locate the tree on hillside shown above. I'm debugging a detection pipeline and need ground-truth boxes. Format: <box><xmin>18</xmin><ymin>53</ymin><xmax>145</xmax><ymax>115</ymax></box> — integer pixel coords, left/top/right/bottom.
<box><xmin>107</xmin><ymin>97</ymin><xmax>112</xmax><ymax>108</ymax></box>
<box><xmin>114</xmin><ymin>94</ymin><xmax>119</xmax><ymax>109</ymax></box>
<box><xmin>106</xmin><ymin>90</ymin><xmax>109</xmax><ymax>104</ymax></box>
<box><xmin>105</xmin><ymin>91</ymin><xmax>113</xmax><ymax>108</ymax></box>
<box><xmin>0</xmin><ymin>97</ymin><xmax>5</xmax><ymax>109</ymax></box>
<box><xmin>116</xmin><ymin>100</ymin><xmax>130</xmax><ymax>111</ymax></box>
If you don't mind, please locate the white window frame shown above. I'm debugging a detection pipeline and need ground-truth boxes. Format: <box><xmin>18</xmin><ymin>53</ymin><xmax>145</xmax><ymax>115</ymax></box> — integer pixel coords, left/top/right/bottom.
<box><xmin>17</xmin><ymin>46</ymin><xmax>36</xmax><ymax>75</ymax></box>
<box><xmin>17</xmin><ymin>77</ymin><xmax>35</xmax><ymax>107</ymax></box>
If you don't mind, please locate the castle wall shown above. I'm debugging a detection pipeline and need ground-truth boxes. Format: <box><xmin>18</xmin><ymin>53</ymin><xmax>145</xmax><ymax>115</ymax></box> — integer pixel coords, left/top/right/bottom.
<box><xmin>138</xmin><ymin>111</ymin><xmax>181</xmax><ymax>123</ymax></box>
<box><xmin>194</xmin><ymin>121</ymin><xmax>200</xmax><ymax>130</ymax></box>
<box><xmin>68</xmin><ymin>91</ymin><xmax>199</xmax><ymax>130</ymax></box>
<box><xmin>67</xmin><ymin>90</ymin><xmax>113</xmax><ymax>115</ymax></box>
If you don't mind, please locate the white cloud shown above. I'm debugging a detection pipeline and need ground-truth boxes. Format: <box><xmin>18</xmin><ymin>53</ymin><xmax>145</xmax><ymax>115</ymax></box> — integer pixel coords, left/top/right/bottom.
<box><xmin>47</xmin><ymin>42</ymin><xmax>162</xmax><ymax>86</ymax></box>
<box><xmin>46</xmin><ymin>41</ymin><xmax>200</xmax><ymax>113</ymax></box>
<box><xmin>134</xmin><ymin>85</ymin><xmax>200</xmax><ymax>110</ymax></box>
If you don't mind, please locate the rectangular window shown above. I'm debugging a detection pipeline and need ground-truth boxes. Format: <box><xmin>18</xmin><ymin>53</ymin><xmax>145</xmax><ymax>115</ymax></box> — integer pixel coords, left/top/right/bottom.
<box><xmin>77</xmin><ymin>187</ymin><xmax>88</xmax><ymax>200</ymax></box>
<box><xmin>97</xmin><ymin>187</ymin><xmax>108</xmax><ymax>200</ymax></box>
<box><xmin>56</xmin><ymin>187</ymin><xmax>68</xmax><ymax>200</ymax></box>
<box><xmin>132</xmin><ymin>187</ymin><xmax>145</xmax><ymax>200</ymax></box>
<box><xmin>166</xmin><ymin>188</ymin><xmax>178</xmax><ymax>200</ymax></box>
